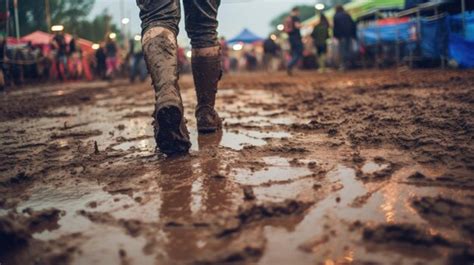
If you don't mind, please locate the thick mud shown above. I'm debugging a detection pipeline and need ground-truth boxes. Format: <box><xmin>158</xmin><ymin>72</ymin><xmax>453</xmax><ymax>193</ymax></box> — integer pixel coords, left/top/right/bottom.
<box><xmin>0</xmin><ymin>70</ymin><xmax>473</xmax><ymax>265</ymax></box>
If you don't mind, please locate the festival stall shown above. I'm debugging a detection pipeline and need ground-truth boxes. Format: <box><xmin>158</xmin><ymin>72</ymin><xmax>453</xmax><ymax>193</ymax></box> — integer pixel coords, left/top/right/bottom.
<box><xmin>227</xmin><ymin>28</ymin><xmax>264</xmax><ymax>71</ymax></box>
<box><xmin>20</xmin><ymin>31</ymin><xmax>94</xmax><ymax>80</ymax></box>
<box><xmin>21</xmin><ymin>31</ymin><xmax>94</xmax><ymax>55</ymax></box>
<box><xmin>228</xmin><ymin>28</ymin><xmax>264</xmax><ymax>44</ymax></box>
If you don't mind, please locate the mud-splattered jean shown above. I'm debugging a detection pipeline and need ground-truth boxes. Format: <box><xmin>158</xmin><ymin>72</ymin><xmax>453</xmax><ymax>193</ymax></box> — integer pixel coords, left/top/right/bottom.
<box><xmin>136</xmin><ymin>0</ymin><xmax>220</xmax><ymax>48</ymax></box>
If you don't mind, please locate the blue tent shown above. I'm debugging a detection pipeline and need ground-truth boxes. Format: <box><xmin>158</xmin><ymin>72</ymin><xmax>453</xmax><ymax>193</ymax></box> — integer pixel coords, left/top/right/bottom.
<box><xmin>227</xmin><ymin>28</ymin><xmax>263</xmax><ymax>44</ymax></box>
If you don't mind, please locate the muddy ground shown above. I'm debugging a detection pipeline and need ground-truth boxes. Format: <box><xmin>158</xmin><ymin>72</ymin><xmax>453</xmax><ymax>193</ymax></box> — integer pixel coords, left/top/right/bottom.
<box><xmin>0</xmin><ymin>69</ymin><xmax>473</xmax><ymax>265</ymax></box>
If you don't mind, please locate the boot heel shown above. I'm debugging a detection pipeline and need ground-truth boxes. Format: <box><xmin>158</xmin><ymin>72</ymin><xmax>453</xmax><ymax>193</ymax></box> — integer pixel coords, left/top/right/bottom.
<box><xmin>156</xmin><ymin>106</ymin><xmax>191</xmax><ymax>155</ymax></box>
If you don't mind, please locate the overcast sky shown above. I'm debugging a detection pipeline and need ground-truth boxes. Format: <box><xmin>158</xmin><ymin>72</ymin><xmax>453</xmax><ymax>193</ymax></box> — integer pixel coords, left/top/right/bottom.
<box><xmin>90</xmin><ymin>0</ymin><xmax>316</xmax><ymax>45</ymax></box>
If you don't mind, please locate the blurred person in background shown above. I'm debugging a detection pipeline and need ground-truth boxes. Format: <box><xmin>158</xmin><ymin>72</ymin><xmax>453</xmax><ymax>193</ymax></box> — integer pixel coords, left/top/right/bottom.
<box><xmin>333</xmin><ymin>5</ymin><xmax>356</xmax><ymax>71</ymax></box>
<box><xmin>129</xmin><ymin>36</ymin><xmax>147</xmax><ymax>83</ymax></box>
<box><xmin>24</xmin><ymin>42</ymin><xmax>39</xmax><ymax>82</ymax></box>
<box><xmin>177</xmin><ymin>47</ymin><xmax>190</xmax><ymax>73</ymax></box>
<box><xmin>220</xmin><ymin>37</ymin><xmax>230</xmax><ymax>73</ymax></box>
<box><xmin>68</xmin><ymin>36</ymin><xmax>83</xmax><ymax>80</ymax></box>
<box><xmin>105</xmin><ymin>36</ymin><xmax>119</xmax><ymax>79</ymax></box>
<box><xmin>285</xmin><ymin>7</ymin><xmax>303</xmax><ymax>76</ymax></box>
<box><xmin>52</xmin><ymin>30</ymin><xmax>68</xmax><ymax>80</ymax></box>
<box><xmin>263</xmin><ymin>34</ymin><xmax>280</xmax><ymax>72</ymax></box>
<box><xmin>0</xmin><ymin>36</ymin><xmax>5</xmax><ymax>90</ymax></box>
<box><xmin>69</xmin><ymin>36</ymin><xmax>77</xmax><ymax>56</ymax></box>
<box><xmin>311</xmin><ymin>13</ymin><xmax>330</xmax><ymax>73</ymax></box>
<box><xmin>244</xmin><ymin>49</ymin><xmax>258</xmax><ymax>71</ymax></box>
<box><xmin>95</xmin><ymin>43</ymin><xmax>107</xmax><ymax>80</ymax></box>
<box><xmin>137</xmin><ymin>0</ymin><xmax>222</xmax><ymax>155</ymax></box>
<box><xmin>69</xmin><ymin>49</ymin><xmax>83</xmax><ymax>80</ymax></box>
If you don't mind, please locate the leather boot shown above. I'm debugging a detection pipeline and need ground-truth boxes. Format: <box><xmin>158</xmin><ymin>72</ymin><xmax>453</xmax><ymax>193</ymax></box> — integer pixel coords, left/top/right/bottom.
<box><xmin>192</xmin><ymin>48</ymin><xmax>222</xmax><ymax>133</ymax></box>
<box><xmin>142</xmin><ymin>27</ymin><xmax>191</xmax><ymax>155</ymax></box>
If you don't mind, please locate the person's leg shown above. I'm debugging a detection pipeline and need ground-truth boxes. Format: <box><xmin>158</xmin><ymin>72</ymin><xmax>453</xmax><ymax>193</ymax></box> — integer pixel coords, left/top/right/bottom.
<box><xmin>343</xmin><ymin>38</ymin><xmax>351</xmax><ymax>69</ymax></box>
<box><xmin>137</xmin><ymin>0</ymin><xmax>191</xmax><ymax>154</ymax></box>
<box><xmin>287</xmin><ymin>48</ymin><xmax>297</xmax><ymax>69</ymax></box>
<box><xmin>138</xmin><ymin>55</ymin><xmax>148</xmax><ymax>82</ymax></box>
<box><xmin>318</xmin><ymin>46</ymin><xmax>327</xmax><ymax>73</ymax></box>
<box><xmin>183</xmin><ymin>0</ymin><xmax>222</xmax><ymax>133</ymax></box>
<box><xmin>105</xmin><ymin>57</ymin><xmax>112</xmax><ymax>77</ymax></box>
<box><xmin>130</xmin><ymin>54</ymin><xmax>139</xmax><ymax>82</ymax></box>
<box><xmin>287</xmin><ymin>43</ymin><xmax>302</xmax><ymax>75</ymax></box>
<box><xmin>61</xmin><ymin>56</ymin><xmax>68</xmax><ymax>78</ymax></box>
<box><xmin>338</xmin><ymin>38</ymin><xmax>347</xmax><ymax>70</ymax></box>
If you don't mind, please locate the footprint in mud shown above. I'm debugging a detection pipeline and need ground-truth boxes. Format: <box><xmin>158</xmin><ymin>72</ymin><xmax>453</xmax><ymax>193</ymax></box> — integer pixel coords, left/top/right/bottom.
<box><xmin>405</xmin><ymin>171</ymin><xmax>474</xmax><ymax>189</ymax></box>
<box><xmin>0</xmin><ymin>208</ymin><xmax>63</xmax><ymax>252</ymax></box>
<box><xmin>356</xmin><ymin>159</ymin><xmax>398</xmax><ymax>182</ymax></box>
<box><xmin>233</xmin><ymin>157</ymin><xmax>312</xmax><ymax>186</ymax></box>
<box><xmin>412</xmin><ymin>196</ymin><xmax>474</xmax><ymax>237</ymax></box>
<box><xmin>361</xmin><ymin>223</ymin><xmax>472</xmax><ymax>263</ymax></box>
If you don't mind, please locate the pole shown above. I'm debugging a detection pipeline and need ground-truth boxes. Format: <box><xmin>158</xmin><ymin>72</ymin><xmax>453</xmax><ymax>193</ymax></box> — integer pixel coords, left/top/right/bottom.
<box><xmin>120</xmin><ymin>0</ymin><xmax>125</xmax><ymax>46</ymax></box>
<box><xmin>5</xmin><ymin>0</ymin><xmax>9</xmax><ymax>39</ymax></box>
<box><xmin>45</xmin><ymin>0</ymin><xmax>51</xmax><ymax>32</ymax></box>
<box><xmin>461</xmin><ymin>0</ymin><xmax>466</xmax><ymax>36</ymax></box>
<box><xmin>4</xmin><ymin>0</ymin><xmax>9</xmax><ymax>61</ymax></box>
<box><xmin>13</xmin><ymin>0</ymin><xmax>20</xmax><ymax>40</ymax></box>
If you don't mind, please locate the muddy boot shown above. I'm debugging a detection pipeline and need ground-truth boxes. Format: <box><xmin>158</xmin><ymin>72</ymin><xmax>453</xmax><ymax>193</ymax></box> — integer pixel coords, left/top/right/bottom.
<box><xmin>142</xmin><ymin>27</ymin><xmax>191</xmax><ymax>155</ymax></box>
<box><xmin>192</xmin><ymin>47</ymin><xmax>222</xmax><ymax>133</ymax></box>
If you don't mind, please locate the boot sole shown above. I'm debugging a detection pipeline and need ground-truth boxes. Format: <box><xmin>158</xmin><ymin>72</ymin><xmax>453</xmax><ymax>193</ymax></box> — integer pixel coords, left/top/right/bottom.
<box><xmin>156</xmin><ymin>106</ymin><xmax>191</xmax><ymax>155</ymax></box>
<box><xmin>198</xmin><ymin>127</ymin><xmax>218</xmax><ymax>134</ymax></box>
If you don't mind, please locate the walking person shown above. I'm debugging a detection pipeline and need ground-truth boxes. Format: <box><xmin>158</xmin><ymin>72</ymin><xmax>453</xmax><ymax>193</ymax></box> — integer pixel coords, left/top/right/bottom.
<box><xmin>333</xmin><ymin>5</ymin><xmax>356</xmax><ymax>71</ymax></box>
<box><xmin>105</xmin><ymin>36</ymin><xmax>119</xmax><ymax>79</ymax></box>
<box><xmin>95</xmin><ymin>43</ymin><xmax>107</xmax><ymax>80</ymax></box>
<box><xmin>52</xmin><ymin>30</ymin><xmax>68</xmax><ymax>80</ymax></box>
<box><xmin>0</xmin><ymin>36</ymin><xmax>5</xmax><ymax>90</ymax></box>
<box><xmin>220</xmin><ymin>37</ymin><xmax>230</xmax><ymax>73</ymax></box>
<box><xmin>285</xmin><ymin>7</ymin><xmax>303</xmax><ymax>76</ymax></box>
<box><xmin>136</xmin><ymin>0</ymin><xmax>222</xmax><ymax>155</ymax></box>
<box><xmin>263</xmin><ymin>35</ymin><xmax>280</xmax><ymax>72</ymax></box>
<box><xmin>129</xmin><ymin>37</ymin><xmax>147</xmax><ymax>83</ymax></box>
<box><xmin>311</xmin><ymin>13</ymin><xmax>330</xmax><ymax>73</ymax></box>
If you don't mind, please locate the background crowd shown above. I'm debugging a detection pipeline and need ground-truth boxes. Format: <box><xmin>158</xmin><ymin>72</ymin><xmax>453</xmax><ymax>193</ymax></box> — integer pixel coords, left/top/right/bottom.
<box><xmin>1</xmin><ymin>0</ymin><xmax>472</xmax><ymax>89</ymax></box>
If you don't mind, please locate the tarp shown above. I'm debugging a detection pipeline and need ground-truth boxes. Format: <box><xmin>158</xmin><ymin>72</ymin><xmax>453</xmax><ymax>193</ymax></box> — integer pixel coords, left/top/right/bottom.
<box><xmin>21</xmin><ymin>31</ymin><xmax>94</xmax><ymax>54</ymax></box>
<box><xmin>377</xmin><ymin>17</ymin><xmax>410</xmax><ymax>25</ymax></box>
<box><xmin>228</xmin><ymin>28</ymin><xmax>263</xmax><ymax>44</ymax></box>
<box><xmin>372</xmin><ymin>0</ymin><xmax>405</xmax><ymax>9</ymax></box>
<box><xmin>449</xmin><ymin>11</ymin><xmax>474</xmax><ymax>40</ymax></box>
<box><xmin>420</xmin><ymin>16</ymin><xmax>448</xmax><ymax>58</ymax></box>
<box><xmin>303</xmin><ymin>0</ymin><xmax>405</xmax><ymax>27</ymax></box>
<box><xmin>6</xmin><ymin>37</ymin><xmax>26</xmax><ymax>46</ymax></box>
<box><xmin>359</xmin><ymin>21</ymin><xmax>416</xmax><ymax>45</ymax></box>
<box><xmin>448</xmin><ymin>32</ymin><xmax>474</xmax><ymax>68</ymax></box>
<box><xmin>360</xmin><ymin>15</ymin><xmax>449</xmax><ymax>59</ymax></box>
<box><xmin>405</xmin><ymin>0</ymin><xmax>429</xmax><ymax>9</ymax></box>
<box><xmin>448</xmin><ymin>12</ymin><xmax>474</xmax><ymax>68</ymax></box>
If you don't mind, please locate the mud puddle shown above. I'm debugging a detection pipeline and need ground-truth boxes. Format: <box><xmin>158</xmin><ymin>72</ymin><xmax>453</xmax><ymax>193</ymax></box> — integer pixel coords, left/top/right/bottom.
<box><xmin>1</xmin><ymin>70</ymin><xmax>474</xmax><ymax>264</ymax></box>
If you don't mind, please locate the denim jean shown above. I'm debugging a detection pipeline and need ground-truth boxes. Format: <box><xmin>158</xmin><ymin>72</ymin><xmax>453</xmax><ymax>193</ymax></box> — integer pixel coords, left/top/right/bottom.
<box><xmin>338</xmin><ymin>37</ymin><xmax>352</xmax><ymax>69</ymax></box>
<box><xmin>130</xmin><ymin>54</ymin><xmax>148</xmax><ymax>82</ymax></box>
<box><xmin>287</xmin><ymin>42</ymin><xmax>303</xmax><ymax>70</ymax></box>
<box><xmin>136</xmin><ymin>0</ymin><xmax>220</xmax><ymax>48</ymax></box>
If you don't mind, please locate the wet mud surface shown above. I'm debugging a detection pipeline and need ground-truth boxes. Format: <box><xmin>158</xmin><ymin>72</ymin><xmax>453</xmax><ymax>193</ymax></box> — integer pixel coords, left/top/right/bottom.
<box><xmin>1</xmin><ymin>70</ymin><xmax>473</xmax><ymax>264</ymax></box>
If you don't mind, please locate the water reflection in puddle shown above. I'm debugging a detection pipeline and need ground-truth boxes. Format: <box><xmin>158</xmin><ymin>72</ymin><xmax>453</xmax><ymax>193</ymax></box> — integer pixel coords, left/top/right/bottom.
<box><xmin>192</xmin><ymin>130</ymin><xmax>290</xmax><ymax>151</ymax></box>
<box><xmin>113</xmin><ymin>138</ymin><xmax>154</xmax><ymax>151</ymax></box>
<box><xmin>15</xmin><ymin>176</ymin><xmax>161</xmax><ymax>241</ymax></box>
<box><xmin>233</xmin><ymin>156</ymin><xmax>311</xmax><ymax>186</ymax></box>
<box><xmin>362</xmin><ymin>161</ymin><xmax>388</xmax><ymax>174</ymax></box>
<box><xmin>224</xmin><ymin>115</ymin><xmax>295</xmax><ymax>126</ymax></box>
<box><xmin>111</xmin><ymin>129</ymin><xmax>290</xmax><ymax>152</ymax></box>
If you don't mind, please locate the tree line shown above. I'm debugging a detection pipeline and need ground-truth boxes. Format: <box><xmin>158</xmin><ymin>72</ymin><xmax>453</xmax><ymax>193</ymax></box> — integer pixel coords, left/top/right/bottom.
<box><xmin>2</xmin><ymin>0</ymin><xmax>119</xmax><ymax>42</ymax></box>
